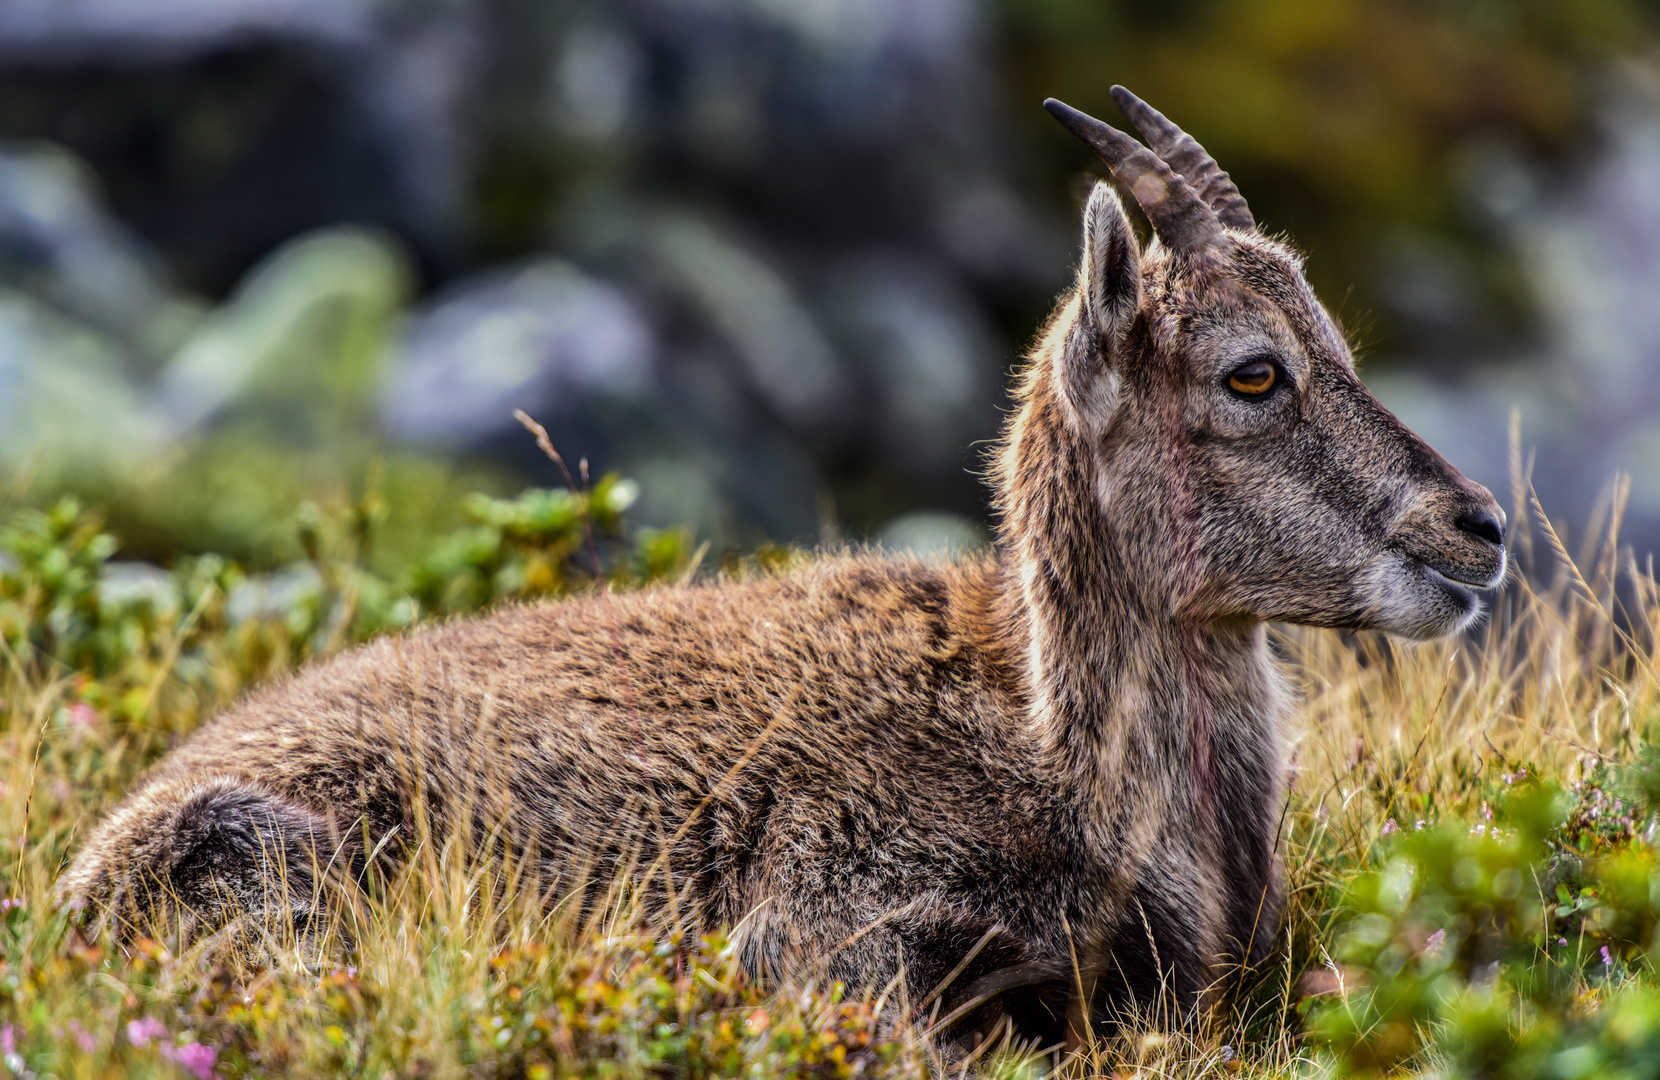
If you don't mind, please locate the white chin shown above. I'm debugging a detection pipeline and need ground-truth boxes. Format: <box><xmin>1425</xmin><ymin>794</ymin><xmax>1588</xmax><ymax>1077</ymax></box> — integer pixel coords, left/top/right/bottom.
<box><xmin>1355</xmin><ymin>554</ymin><xmax>1481</xmax><ymax>640</ymax></box>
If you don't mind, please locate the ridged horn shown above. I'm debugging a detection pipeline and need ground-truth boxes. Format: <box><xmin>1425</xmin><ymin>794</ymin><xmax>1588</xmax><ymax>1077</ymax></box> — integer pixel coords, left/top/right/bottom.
<box><xmin>1043</xmin><ymin>98</ymin><xmax>1224</xmax><ymax>254</ymax></box>
<box><xmin>1109</xmin><ymin>85</ymin><xmax>1254</xmax><ymax>231</ymax></box>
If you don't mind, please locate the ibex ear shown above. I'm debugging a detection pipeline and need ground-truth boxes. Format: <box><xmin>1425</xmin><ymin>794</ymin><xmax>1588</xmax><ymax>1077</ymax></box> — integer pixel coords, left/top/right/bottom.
<box><xmin>1078</xmin><ymin>181</ymin><xmax>1141</xmax><ymax>343</ymax></box>
<box><xmin>1059</xmin><ymin>182</ymin><xmax>1141</xmax><ymax>429</ymax></box>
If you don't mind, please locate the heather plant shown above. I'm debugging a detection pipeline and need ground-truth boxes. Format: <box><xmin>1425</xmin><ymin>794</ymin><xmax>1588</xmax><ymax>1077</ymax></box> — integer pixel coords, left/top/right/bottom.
<box><xmin>0</xmin><ymin>486</ymin><xmax>930</xmax><ymax>1079</ymax></box>
<box><xmin>1305</xmin><ymin>762</ymin><xmax>1660</xmax><ymax>1079</ymax></box>
<box><xmin>0</xmin><ymin>475</ymin><xmax>1657</xmax><ymax>1078</ymax></box>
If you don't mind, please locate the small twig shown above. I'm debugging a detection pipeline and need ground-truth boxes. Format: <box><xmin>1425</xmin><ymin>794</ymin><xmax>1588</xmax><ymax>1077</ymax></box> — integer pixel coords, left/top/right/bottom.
<box><xmin>514</xmin><ymin>410</ymin><xmax>607</xmax><ymax>589</ymax></box>
<box><xmin>514</xmin><ymin>410</ymin><xmax>649</xmax><ymax>774</ymax></box>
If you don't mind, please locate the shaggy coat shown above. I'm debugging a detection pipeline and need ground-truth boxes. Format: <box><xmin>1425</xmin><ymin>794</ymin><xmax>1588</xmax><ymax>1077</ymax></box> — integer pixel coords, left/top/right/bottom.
<box><xmin>60</xmin><ymin>91</ymin><xmax>1506</xmax><ymax>1045</ymax></box>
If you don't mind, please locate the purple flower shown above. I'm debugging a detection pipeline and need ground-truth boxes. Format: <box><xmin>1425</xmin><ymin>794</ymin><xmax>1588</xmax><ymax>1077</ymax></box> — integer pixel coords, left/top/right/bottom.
<box><xmin>1</xmin><ymin>1023</ymin><xmax>16</xmax><ymax>1055</ymax></box>
<box><xmin>1602</xmin><ymin>945</ymin><xmax>1614</xmax><ymax>968</ymax></box>
<box><xmin>1558</xmin><ymin>937</ymin><xmax>1568</xmax><ymax>946</ymax></box>
<box><xmin>1424</xmin><ymin>929</ymin><xmax>1446</xmax><ymax>959</ymax></box>
<box><xmin>162</xmin><ymin>1041</ymin><xmax>217</xmax><ymax>1080</ymax></box>
<box><xmin>126</xmin><ymin>1017</ymin><xmax>167</xmax><ymax>1048</ymax></box>
<box><xmin>1381</xmin><ymin>819</ymin><xmax>1399</xmax><ymax>836</ymax></box>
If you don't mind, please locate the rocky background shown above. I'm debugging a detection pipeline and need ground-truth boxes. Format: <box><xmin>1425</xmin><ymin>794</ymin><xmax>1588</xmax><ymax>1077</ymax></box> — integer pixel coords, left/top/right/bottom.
<box><xmin>1</xmin><ymin>0</ymin><xmax>1656</xmax><ymax>569</ymax></box>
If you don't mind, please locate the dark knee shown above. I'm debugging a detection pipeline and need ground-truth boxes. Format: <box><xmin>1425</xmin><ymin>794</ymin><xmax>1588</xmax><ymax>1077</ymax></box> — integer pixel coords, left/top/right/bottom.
<box><xmin>155</xmin><ymin>779</ymin><xmax>357</xmax><ymax>926</ymax></box>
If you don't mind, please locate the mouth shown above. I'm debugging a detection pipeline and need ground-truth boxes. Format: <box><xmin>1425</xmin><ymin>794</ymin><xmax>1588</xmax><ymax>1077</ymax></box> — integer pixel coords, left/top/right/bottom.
<box><xmin>1422</xmin><ymin>565</ymin><xmax>1477</xmax><ymax>603</ymax></box>
<box><xmin>1360</xmin><ymin>551</ymin><xmax>1503</xmax><ymax>639</ymax></box>
<box><xmin>1420</xmin><ymin>559</ymin><xmax>1505</xmax><ymax>592</ymax></box>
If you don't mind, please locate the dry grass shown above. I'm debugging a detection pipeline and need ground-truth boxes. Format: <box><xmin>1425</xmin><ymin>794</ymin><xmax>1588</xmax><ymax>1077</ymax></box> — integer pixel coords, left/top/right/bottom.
<box><xmin>0</xmin><ymin>474</ymin><xmax>1655</xmax><ymax>1077</ymax></box>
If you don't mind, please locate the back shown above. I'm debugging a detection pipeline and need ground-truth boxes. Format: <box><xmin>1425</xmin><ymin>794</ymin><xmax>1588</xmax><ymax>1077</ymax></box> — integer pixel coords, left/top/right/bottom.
<box><xmin>99</xmin><ymin>555</ymin><xmax>1062</xmax><ymax>942</ymax></box>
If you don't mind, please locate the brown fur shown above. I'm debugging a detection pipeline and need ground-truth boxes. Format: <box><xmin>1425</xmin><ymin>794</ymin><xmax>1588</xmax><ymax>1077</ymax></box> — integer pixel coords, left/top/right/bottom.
<box><xmin>59</xmin><ymin>111</ymin><xmax>1505</xmax><ymax>1046</ymax></box>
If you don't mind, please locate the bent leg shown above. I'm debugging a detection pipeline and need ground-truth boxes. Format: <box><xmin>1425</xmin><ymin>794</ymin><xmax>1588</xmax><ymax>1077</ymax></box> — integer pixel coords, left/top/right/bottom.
<box><xmin>59</xmin><ymin>776</ymin><xmax>362</xmax><ymax>944</ymax></box>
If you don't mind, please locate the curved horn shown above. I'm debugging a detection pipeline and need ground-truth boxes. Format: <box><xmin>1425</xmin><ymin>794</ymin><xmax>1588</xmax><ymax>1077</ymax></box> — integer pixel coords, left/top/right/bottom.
<box><xmin>1043</xmin><ymin>98</ymin><xmax>1223</xmax><ymax>254</ymax></box>
<box><xmin>1109</xmin><ymin>85</ymin><xmax>1254</xmax><ymax>231</ymax></box>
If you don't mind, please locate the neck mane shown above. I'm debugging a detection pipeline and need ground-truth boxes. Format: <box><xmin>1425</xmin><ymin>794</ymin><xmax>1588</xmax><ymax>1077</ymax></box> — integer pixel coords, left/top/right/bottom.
<box><xmin>986</xmin><ymin>304</ymin><xmax>1275</xmax><ymax>861</ymax></box>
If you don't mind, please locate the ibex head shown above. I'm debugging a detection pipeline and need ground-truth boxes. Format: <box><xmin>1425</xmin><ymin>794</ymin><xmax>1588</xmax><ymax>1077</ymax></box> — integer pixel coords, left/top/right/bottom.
<box><xmin>1015</xmin><ymin>89</ymin><xmax>1505</xmax><ymax>640</ymax></box>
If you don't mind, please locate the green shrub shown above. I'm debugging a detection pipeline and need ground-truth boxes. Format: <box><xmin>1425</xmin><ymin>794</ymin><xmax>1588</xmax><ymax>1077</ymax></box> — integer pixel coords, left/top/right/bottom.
<box><xmin>1311</xmin><ymin>756</ymin><xmax>1660</xmax><ymax>1079</ymax></box>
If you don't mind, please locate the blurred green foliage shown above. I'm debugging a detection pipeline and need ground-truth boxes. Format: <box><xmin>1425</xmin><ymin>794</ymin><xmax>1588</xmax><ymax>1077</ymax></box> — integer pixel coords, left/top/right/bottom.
<box><xmin>407</xmin><ymin>476</ymin><xmax>645</xmax><ymax>616</ymax></box>
<box><xmin>0</xmin><ymin>499</ymin><xmax>123</xmax><ymax>676</ymax></box>
<box><xmin>6</xmin><ymin>226</ymin><xmax>516</xmax><ymax>573</ymax></box>
<box><xmin>999</xmin><ymin>0</ymin><xmax>1660</xmax><ymax>351</ymax></box>
<box><xmin>0</xmin><ymin>481</ymin><xmax>693</xmax><ymax>690</ymax></box>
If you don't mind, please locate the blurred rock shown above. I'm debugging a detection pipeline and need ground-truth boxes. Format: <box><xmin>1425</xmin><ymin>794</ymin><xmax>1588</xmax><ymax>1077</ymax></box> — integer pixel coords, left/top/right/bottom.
<box><xmin>650</xmin><ymin>213</ymin><xmax>851</xmax><ymax>436</ymax></box>
<box><xmin>1374</xmin><ymin>83</ymin><xmax>1660</xmax><ymax>560</ymax></box>
<box><xmin>154</xmin><ymin>227</ymin><xmax>410</xmax><ymax>439</ymax></box>
<box><xmin>224</xmin><ymin>562</ymin><xmax>321</xmax><ymax>624</ymax></box>
<box><xmin>383</xmin><ymin>259</ymin><xmax>653</xmax><ymax>445</ymax></box>
<box><xmin>0</xmin><ymin>286</ymin><xmax>164</xmax><ymax>474</ymax></box>
<box><xmin>0</xmin><ymin>0</ymin><xmax>372</xmax><ymax>57</ymax></box>
<box><xmin>0</xmin><ymin>140</ymin><xmax>198</xmax><ymax>360</ymax></box>
<box><xmin>874</xmin><ymin>510</ymin><xmax>987</xmax><ymax>562</ymax></box>
<box><xmin>0</xmin><ymin>0</ymin><xmax>1066</xmax><ymax>547</ymax></box>
<box><xmin>99</xmin><ymin>560</ymin><xmax>175</xmax><ymax>609</ymax></box>
<box><xmin>824</xmin><ymin>252</ymin><xmax>1001</xmax><ymax>474</ymax></box>
<box><xmin>0</xmin><ymin>0</ymin><xmax>472</xmax><ymax>293</ymax></box>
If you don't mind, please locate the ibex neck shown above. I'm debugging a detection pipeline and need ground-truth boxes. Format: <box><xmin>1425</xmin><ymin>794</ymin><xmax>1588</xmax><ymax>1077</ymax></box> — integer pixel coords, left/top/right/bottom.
<box><xmin>997</xmin><ymin>535</ymin><xmax>1252</xmax><ymax>798</ymax></box>
<box><xmin>991</xmin><ymin>390</ymin><xmax>1271</xmax><ymax>851</ymax></box>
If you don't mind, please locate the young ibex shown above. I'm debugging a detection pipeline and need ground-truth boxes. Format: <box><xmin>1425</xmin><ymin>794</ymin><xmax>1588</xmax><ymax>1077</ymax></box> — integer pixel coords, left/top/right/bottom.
<box><xmin>61</xmin><ymin>89</ymin><xmax>1506</xmax><ymax>1042</ymax></box>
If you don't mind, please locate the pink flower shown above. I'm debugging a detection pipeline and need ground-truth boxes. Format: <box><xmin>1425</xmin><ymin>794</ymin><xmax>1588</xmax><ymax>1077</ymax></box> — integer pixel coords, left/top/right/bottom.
<box><xmin>1</xmin><ymin>1023</ymin><xmax>16</xmax><ymax>1055</ymax></box>
<box><xmin>1602</xmin><ymin>946</ymin><xmax>1614</xmax><ymax>968</ymax></box>
<box><xmin>67</xmin><ymin>1020</ymin><xmax>96</xmax><ymax>1054</ymax></box>
<box><xmin>66</xmin><ymin>702</ymin><xmax>99</xmax><ymax>734</ymax></box>
<box><xmin>1380</xmin><ymin>819</ymin><xmax>1399</xmax><ymax>836</ymax></box>
<box><xmin>161</xmin><ymin>1041</ymin><xmax>217</xmax><ymax>1080</ymax></box>
<box><xmin>126</xmin><ymin>1017</ymin><xmax>167</xmax><ymax>1048</ymax></box>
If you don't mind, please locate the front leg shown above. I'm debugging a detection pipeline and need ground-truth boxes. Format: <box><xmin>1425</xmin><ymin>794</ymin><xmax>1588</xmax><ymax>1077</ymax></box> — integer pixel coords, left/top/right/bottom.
<box><xmin>731</xmin><ymin>895</ymin><xmax>1071</xmax><ymax>1058</ymax></box>
<box><xmin>1081</xmin><ymin>869</ymin><xmax>1227</xmax><ymax>1031</ymax></box>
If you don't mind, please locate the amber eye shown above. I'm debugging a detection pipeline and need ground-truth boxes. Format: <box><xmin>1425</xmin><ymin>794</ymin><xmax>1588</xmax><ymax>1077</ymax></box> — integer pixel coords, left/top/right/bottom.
<box><xmin>1227</xmin><ymin>361</ymin><xmax>1278</xmax><ymax>397</ymax></box>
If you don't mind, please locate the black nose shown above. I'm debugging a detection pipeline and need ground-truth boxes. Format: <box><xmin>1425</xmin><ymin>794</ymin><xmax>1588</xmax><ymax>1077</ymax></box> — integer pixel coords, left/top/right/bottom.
<box><xmin>1456</xmin><ymin>509</ymin><xmax>1505</xmax><ymax>547</ymax></box>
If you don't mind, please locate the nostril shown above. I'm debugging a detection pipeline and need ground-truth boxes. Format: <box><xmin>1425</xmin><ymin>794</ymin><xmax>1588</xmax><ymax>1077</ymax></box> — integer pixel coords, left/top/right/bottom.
<box><xmin>1456</xmin><ymin>510</ymin><xmax>1504</xmax><ymax>547</ymax></box>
